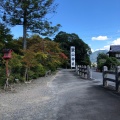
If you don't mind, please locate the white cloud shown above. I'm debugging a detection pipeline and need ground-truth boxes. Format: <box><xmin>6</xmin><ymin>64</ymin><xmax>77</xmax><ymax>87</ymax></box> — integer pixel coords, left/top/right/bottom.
<box><xmin>93</xmin><ymin>37</ymin><xmax>120</xmax><ymax>52</ymax></box>
<box><xmin>91</xmin><ymin>48</ymin><xmax>95</xmax><ymax>53</ymax></box>
<box><xmin>95</xmin><ymin>48</ymin><xmax>109</xmax><ymax>51</ymax></box>
<box><xmin>92</xmin><ymin>36</ymin><xmax>108</xmax><ymax>41</ymax></box>
<box><xmin>103</xmin><ymin>45</ymin><xmax>110</xmax><ymax>50</ymax></box>
<box><xmin>111</xmin><ymin>38</ymin><xmax>120</xmax><ymax>45</ymax></box>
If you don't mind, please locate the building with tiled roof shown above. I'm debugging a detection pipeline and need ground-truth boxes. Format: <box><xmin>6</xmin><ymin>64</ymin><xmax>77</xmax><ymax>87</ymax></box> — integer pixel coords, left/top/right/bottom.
<box><xmin>108</xmin><ymin>45</ymin><xmax>120</xmax><ymax>61</ymax></box>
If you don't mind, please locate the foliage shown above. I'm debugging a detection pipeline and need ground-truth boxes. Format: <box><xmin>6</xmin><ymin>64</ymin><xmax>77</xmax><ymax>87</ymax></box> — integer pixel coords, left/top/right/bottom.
<box><xmin>54</xmin><ymin>31</ymin><xmax>91</xmax><ymax>66</ymax></box>
<box><xmin>9</xmin><ymin>52</ymin><xmax>22</xmax><ymax>69</ymax></box>
<box><xmin>104</xmin><ymin>57</ymin><xmax>120</xmax><ymax>70</ymax></box>
<box><xmin>97</xmin><ymin>53</ymin><xmax>120</xmax><ymax>71</ymax></box>
<box><xmin>0</xmin><ymin>67</ymin><xmax>6</xmax><ymax>86</ymax></box>
<box><xmin>54</xmin><ymin>31</ymin><xmax>71</xmax><ymax>56</ymax></box>
<box><xmin>31</xmin><ymin>64</ymin><xmax>46</xmax><ymax>79</ymax></box>
<box><xmin>59</xmin><ymin>52</ymin><xmax>68</xmax><ymax>68</ymax></box>
<box><xmin>97</xmin><ymin>53</ymin><xmax>108</xmax><ymax>64</ymax></box>
<box><xmin>22</xmin><ymin>49</ymin><xmax>37</xmax><ymax>69</ymax></box>
<box><xmin>0</xmin><ymin>0</ymin><xmax>61</xmax><ymax>49</ymax></box>
<box><xmin>0</xmin><ymin>23</ymin><xmax>13</xmax><ymax>49</ymax></box>
<box><xmin>7</xmin><ymin>52</ymin><xmax>24</xmax><ymax>82</ymax></box>
<box><xmin>97</xmin><ymin>53</ymin><xmax>108</xmax><ymax>71</ymax></box>
<box><xmin>6</xmin><ymin>38</ymin><xmax>23</xmax><ymax>54</ymax></box>
<box><xmin>27</xmin><ymin>35</ymin><xmax>65</xmax><ymax>69</ymax></box>
<box><xmin>0</xmin><ymin>32</ymin><xmax>71</xmax><ymax>86</ymax></box>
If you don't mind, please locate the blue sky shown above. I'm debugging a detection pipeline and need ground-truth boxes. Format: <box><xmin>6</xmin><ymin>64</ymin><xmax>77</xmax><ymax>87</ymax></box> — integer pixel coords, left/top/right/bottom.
<box><xmin>11</xmin><ymin>0</ymin><xmax>120</xmax><ymax>52</ymax></box>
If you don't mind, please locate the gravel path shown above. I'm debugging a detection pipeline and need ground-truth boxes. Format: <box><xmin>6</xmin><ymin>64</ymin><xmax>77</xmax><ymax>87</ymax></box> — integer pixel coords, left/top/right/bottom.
<box><xmin>1</xmin><ymin>69</ymin><xmax>120</xmax><ymax>120</ymax></box>
<box><xmin>0</xmin><ymin>71</ymin><xmax>60</xmax><ymax>120</ymax></box>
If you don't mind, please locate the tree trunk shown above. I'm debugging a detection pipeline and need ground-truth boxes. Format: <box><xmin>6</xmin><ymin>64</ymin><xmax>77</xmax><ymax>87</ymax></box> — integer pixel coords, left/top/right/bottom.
<box><xmin>4</xmin><ymin>60</ymin><xmax>11</xmax><ymax>90</ymax></box>
<box><xmin>23</xmin><ymin>9</ymin><xmax>28</xmax><ymax>81</ymax></box>
<box><xmin>25</xmin><ymin>67</ymin><xmax>28</xmax><ymax>81</ymax></box>
<box><xmin>23</xmin><ymin>9</ymin><xmax>27</xmax><ymax>50</ymax></box>
<box><xmin>23</xmin><ymin>24</ymin><xmax>27</xmax><ymax>50</ymax></box>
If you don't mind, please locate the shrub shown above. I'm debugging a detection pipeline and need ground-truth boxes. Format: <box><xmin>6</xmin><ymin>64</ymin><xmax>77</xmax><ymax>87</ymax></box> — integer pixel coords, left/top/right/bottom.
<box><xmin>0</xmin><ymin>67</ymin><xmax>6</xmax><ymax>87</ymax></box>
<box><xmin>31</xmin><ymin>64</ymin><xmax>46</xmax><ymax>78</ymax></box>
<box><xmin>27</xmin><ymin>70</ymin><xmax>35</xmax><ymax>80</ymax></box>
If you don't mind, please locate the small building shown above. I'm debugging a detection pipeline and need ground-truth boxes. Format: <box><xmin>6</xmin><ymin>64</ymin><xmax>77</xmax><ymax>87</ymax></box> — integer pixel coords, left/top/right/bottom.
<box><xmin>108</xmin><ymin>45</ymin><xmax>120</xmax><ymax>61</ymax></box>
<box><xmin>3</xmin><ymin>49</ymin><xmax>12</xmax><ymax>60</ymax></box>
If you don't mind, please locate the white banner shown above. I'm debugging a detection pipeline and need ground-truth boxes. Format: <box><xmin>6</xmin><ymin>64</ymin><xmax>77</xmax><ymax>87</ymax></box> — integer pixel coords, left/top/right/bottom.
<box><xmin>70</xmin><ymin>46</ymin><xmax>75</xmax><ymax>68</ymax></box>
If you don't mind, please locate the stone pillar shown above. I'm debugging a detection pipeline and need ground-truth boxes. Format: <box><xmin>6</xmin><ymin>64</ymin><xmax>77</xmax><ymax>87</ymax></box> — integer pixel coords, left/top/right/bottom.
<box><xmin>116</xmin><ymin>66</ymin><xmax>120</xmax><ymax>92</ymax></box>
<box><xmin>79</xmin><ymin>65</ymin><xmax>81</xmax><ymax>76</ymax></box>
<box><xmin>103</xmin><ymin>66</ymin><xmax>108</xmax><ymax>87</ymax></box>
<box><xmin>77</xmin><ymin>65</ymin><xmax>80</xmax><ymax>75</ymax></box>
<box><xmin>76</xmin><ymin>65</ymin><xmax>78</xmax><ymax>73</ymax></box>
<box><xmin>87</xmin><ymin>65</ymin><xmax>90</xmax><ymax>79</ymax></box>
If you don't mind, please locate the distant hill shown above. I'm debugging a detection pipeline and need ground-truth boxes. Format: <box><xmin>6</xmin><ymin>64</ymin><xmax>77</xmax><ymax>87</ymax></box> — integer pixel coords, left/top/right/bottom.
<box><xmin>90</xmin><ymin>50</ymin><xmax>108</xmax><ymax>63</ymax></box>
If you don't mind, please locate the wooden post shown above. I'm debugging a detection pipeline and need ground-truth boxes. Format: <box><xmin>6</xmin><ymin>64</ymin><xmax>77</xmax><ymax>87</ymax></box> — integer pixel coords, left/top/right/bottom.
<box><xmin>118</xmin><ymin>66</ymin><xmax>120</xmax><ymax>92</ymax></box>
<box><xmin>116</xmin><ymin>66</ymin><xmax>120</xmax><ymax>92</ymax></box>
<box><xmin>82</xmin><ymin>65</ymin><xmax>84</xmax><ymax>77</ymax></box>
<box><xmin>84</xmin><ymin>65</ymin><xmax>86</xmax><ymax>78</ymax></box>
<box><xmin>4</xmin><ymin>59</ymin><xmax>10</xmax><ymax>89</ymax></box>
<box><xmin>6</xmin><ymin>60</ymin><xmax>9</xmax><ymax>77</ymax></box>
<box><xmin>79</xmin><ymin>65</ymin><xmax>81</xmax><ymax>76</ymax></box>
<box><xmin>77</xmin><ymin>65</ymin><xmax>79</xmax><ymax>75</ymax></box>
<box><xmin>87</xmin><ymin>65</ymin><xmax>90</xmax><ymax>79</ymax></box>
<box><xmin>76</xmin><ymin>65</ymin><xmax>78</xmax><ymax>73</ymax></box>
<box><xmin>6</xmin><ymin>60</ymin><xmax>9</xmax><ymax>88</ymax></box>
<box><xmin>103</xmin><ymin>66</ymin><xmax>108</xmax><ymax>87</ymax></box>
<box><xmin>80</xmin><ymin>65</ymin><xmax>82</xmax><ymax>76</ymax></box>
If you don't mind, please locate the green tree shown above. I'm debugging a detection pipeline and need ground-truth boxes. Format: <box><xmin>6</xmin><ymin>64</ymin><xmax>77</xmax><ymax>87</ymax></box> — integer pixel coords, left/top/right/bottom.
<box><xmin>97</xmin><ymin>53</ymin><xmax>108</xmax><ymax>64</ymax></box>
<box><xmin>9</xmin><ymin>52</ymin><xmax>23</xmax><ymax>82</ymax></box>
<box><xmin>22</xmin><ymin>48</ymin><xmax>38</xmax><ymax>81</ymax></box>
<box><xmin>0</xmin><ymin>0</ymin><xmax>61</xmax><ymax>49</ymax></box>
<box><xmin>70</xmin><ymin>37</ymin><xmax>91</xmax><ymax>65</ymax></box>
<box><xmin>104</xmin><ymin>57</ymin><xmax>120</xmax><ymax>70</ymax></box>
<box><xmin>25</xmin><ymin>35</ymin><xmax>64</xmax><ymax>71</ymax></box>
<box><xmin>97</xmin><ymin>53</ymin><xmax>120</xmax><ymax>71</ymax></box>
<box><xmin>54</xmin><ymin>31</ymin><xmax>91</xmax><ymax>66</ymax></box>
<box><xmin>97</xmin><ymin>53</ymin><xmax>108</xmax><ymax>71</ymax></box>
<box><xmin>0</xmin><ymin>23</ymin><xmax>13</xmax><ymax>49</ymax></box>
<box><xmin>54</xmin><ymin>31</ymin><xmax>71</xmax><ymax>56</ymax></box>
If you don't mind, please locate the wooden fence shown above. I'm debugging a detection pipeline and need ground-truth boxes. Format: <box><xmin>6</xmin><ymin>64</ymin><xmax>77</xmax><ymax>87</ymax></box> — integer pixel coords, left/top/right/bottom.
<box><xmin>103</xmin><ymin>66</ymin><xmax>120</xmax><ymax>92</ymax></box>
<box><xmin>76</xmin><ymin>65</ymin><xmax>91</xmax><ymax>79</ymax></box>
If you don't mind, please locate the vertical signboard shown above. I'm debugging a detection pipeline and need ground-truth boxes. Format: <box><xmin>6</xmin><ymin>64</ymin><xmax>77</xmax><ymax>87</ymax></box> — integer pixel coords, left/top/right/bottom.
<box><xmin>70</xmin><ymin>46</ymin><xmax>75</xmax><ymax>68</ymax></box>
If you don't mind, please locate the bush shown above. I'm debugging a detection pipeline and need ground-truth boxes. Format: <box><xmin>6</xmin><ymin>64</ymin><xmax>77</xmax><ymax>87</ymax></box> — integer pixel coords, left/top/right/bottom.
<box><xmin>11</xmin><ymin>73</ymin><xmax>24</xmax><ymax>83</ymax></box>
<box><xmin>0</xmin><ymin>78</ymin><xmax>6</xmax><ymax>87</ymax></box>
<box><xmin>28</xmin><ymin>70</ymin><xmax>35</xmax><ymax>80</ymax></box>
<box><xmin>0</xmin><ymin>67</ymin><xmax>6</xmax><ymax>87</ymax></box>
<box><xmin>104</xmin><ymin>57</ymin><xmax>120</xmax><ymax>70</ymax></box>
<box><xmin>31</xmin><ymin>64</ymin><xmax>46</xmax><ymax>79</ymax></box>
<box><xmin>97</xmin><ymin>56</ymin><xmax>120</xmax><ymax>72</ymax></box>
<box><xmin>47</xmin><ymin>62</ymin><xmax>57</xmax><ymax>71</ymax></box>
